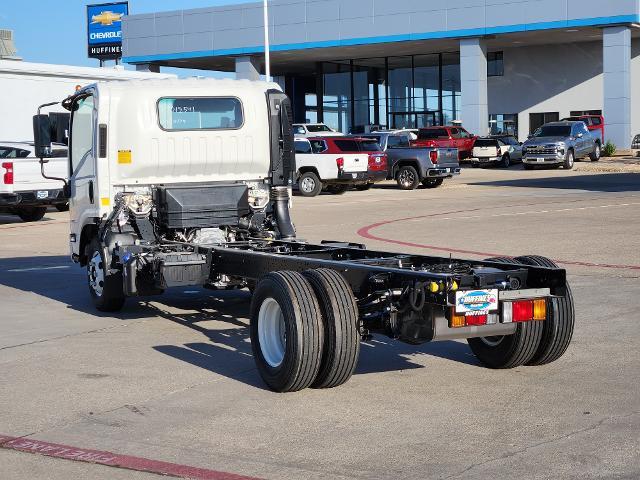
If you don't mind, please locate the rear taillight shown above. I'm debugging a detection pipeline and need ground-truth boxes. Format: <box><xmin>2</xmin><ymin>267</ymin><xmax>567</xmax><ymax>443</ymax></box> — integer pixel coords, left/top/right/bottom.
<box><xmin>429</xmin><ymin>150</ymin><xmax>438</xmax><ymax>164</ymax></box>
<box><xmin>336</xmin><ymin>157</ymin><xmax>344</xmax><ymax>171</ymax></box>
<box><xmin>503</xmin><ymin>299</ymin><xmax>547</xmax><ymax>323</ymax></box>
<box><xmin>2</xmin><ymin>162</ymin><xmax>13</xmax><ymax>185</ymax></box>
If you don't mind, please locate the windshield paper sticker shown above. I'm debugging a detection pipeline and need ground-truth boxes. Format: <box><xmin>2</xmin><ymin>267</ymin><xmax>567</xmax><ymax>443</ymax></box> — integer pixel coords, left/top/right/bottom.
<box><xmin>456</xmin><ymin>289</ymin><xmax>499</xmax><ymax>314</ymax></box>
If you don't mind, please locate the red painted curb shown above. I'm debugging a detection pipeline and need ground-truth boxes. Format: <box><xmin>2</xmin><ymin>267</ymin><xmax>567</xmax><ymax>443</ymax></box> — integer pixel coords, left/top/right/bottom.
<box><xmin>356</xmin><ymin>211</ymin><xmax>640</xmax><ymax>271</ymax></box>
<box><xmin>0</xmin><ymin>434</ymin><xmax>262</xmax><ymax>480</ymax></box>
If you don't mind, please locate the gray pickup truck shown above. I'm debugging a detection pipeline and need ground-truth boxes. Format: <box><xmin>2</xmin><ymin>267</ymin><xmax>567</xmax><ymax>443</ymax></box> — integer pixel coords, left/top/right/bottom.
<box><xmin>522</xmin><ymin>121</ymin><xmax>601</xmax><ymax>170</ymax></box>
<box><xmin>361</xmin><ymin>131</ymin><xmax>460</xmax><ymax>190</ymax></box>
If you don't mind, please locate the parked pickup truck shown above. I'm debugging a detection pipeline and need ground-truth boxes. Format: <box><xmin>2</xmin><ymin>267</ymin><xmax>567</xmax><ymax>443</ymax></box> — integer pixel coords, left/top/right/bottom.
<box><xmin>294</xmin><ymin>136</ymin><xmax>386</xmax><ymax>197</ymax></box>
<box><xmin>362</xmin><ymin>131</ymin><xmax>460</xmax><ymax>190</ymax></box>
<box><xmin>412</xmin><ymin>126</ymin><xmax>477</xmax><ymax>160</ymax></box>
<box><xmin>522</xmin><ymin>121</ymin><xmax>601</xmax><ymax>170</ymax></box>
<box><xmin>0</xmin><ymin>142</ymin><xmax>68</xmax><ymax>221</ymax></box>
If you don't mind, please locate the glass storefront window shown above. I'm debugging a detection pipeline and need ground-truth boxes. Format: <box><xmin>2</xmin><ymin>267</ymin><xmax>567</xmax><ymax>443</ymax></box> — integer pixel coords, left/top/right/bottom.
<box><xmin>489</xmin><ymin>114</ymin><xmax>518</xmax><ymax>137</ymax></box>
<box><xmin>441</xmin><ymin>53</ymin><xmax>461</xmax><ymax>125</ymax></box>
<box><xmin>323</xmin><ymin>62</ymin><xmax>351</xmax><ymax>133</ymax></box>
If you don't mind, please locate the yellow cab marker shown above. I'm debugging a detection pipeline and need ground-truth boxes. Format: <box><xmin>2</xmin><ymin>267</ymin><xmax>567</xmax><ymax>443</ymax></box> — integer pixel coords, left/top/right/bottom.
<box><xmin>101</xmin><ymin>197</ymin><xmax>110</xmax><ymax>207</ymax></box>
<box><xmin>118</xmin><ymin>150</ymin><xmax>132</xmax><ymax>164</ymax></box>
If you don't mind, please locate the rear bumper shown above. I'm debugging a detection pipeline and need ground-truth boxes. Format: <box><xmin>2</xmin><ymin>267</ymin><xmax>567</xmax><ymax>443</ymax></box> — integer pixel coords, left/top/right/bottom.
<box><xmin>426</xmin><ymin>167</ymin><xmax>461</xmax><ymax>178</ymax></box>
<box><xmin>0</xmin><ymin>189</ymin><xmax>66</xmax><ymax>207</ymax></box>
<box><xmin>471</xmin><ymin>156</ymin><xmax>501</xmax><ymax>164</ymax></box>
<box><xmin>335</xmin><ymin>171</ymin><xmax>369</xmax><ymax>183</ymax></box>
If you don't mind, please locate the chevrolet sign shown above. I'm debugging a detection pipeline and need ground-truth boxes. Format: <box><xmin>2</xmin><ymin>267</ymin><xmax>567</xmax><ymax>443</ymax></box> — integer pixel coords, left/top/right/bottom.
<box><xmin>87</xmin><ymin>2</ymin><xmax>128</xmax><ymax>60</ymax></box>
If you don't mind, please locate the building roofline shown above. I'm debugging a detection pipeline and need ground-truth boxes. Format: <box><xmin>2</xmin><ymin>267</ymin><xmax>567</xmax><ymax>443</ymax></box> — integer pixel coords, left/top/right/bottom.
<box><xmin>123</xmin><ymin>14</ymin><xmax>640</xmax><ymax>64</ymax></box>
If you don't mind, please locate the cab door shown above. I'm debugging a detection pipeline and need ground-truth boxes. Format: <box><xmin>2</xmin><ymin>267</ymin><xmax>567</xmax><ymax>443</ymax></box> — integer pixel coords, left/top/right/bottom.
<box><xmin>68</xmin><ymin>94</ymin><xmax>98</xmax><ymax>252</ymax></box>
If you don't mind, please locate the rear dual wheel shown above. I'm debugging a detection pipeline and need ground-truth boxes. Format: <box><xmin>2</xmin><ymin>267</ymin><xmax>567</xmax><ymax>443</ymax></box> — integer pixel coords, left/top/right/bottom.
<box><xmin>468</xmin><ymin>256</ymin><xmax>574</xmax><ymax>368</ymax></box>
<box><xmin>250</xmin><ymin>269</ymin><xmax>360</xmax><ymax>392</ymax></box>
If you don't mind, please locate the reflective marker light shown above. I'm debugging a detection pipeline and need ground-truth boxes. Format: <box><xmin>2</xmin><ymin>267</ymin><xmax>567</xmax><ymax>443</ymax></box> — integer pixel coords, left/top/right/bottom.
<box><xmin>450</xmin><ymin>310</ymin><xmax>466</xmax><ymax>328</ymax></box>
<box><xmin>533</xmin><ymin>299</ymin><xmax>547</xmax><ymax>321</ymax></box>
<box><xmin>512</xmin><ymin>300</ymin><xmax>534</xmax><ymax>322</ymax></box>
<box><xmin>466</xmin><ymin>315</ymin><xmax>487</xmax><ymax>326</ymax></box>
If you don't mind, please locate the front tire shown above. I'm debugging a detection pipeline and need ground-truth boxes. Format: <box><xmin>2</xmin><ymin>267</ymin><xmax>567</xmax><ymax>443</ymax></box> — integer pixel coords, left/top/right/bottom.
<box><xmin>17</xmin><ymin>206</ymin><xmax>47</xmax><ymax>222</ymax></box>
<box><xmin>467</xmin><ymin>257</ymin><xmax>544</xmax><ymax>369</ymax></box>
<box><xmin>501</xmin><ymin>153</ymin><xmax>511</xmax><ymax>168</ymax></box>
<box><xmin>303</xmin><ymin>269</ymin><xmax>360</xmax><ymax>389</ymax></box>
<box><xmin>564</xmin><ymin>149</ymin><xmax>575</xmax><ymax>170</ymax></box>
<box><xmin>396</xmin><ymin>165</ymin><xmax>420</xmax><ymax>190</ymax></box>
<box><xmin>86</xmin><ymin>239</ymin><xmax>125</xmax><ymax>312</ymax></box>
<box><xmin>250</xmin><ymin>271</ymin><xmax>323</xmax><ymax>392</ymax></box>
<box><xmin>298</xmin><ymin>172</ymin><xmax>323</xmax><ymax>197</ymax></box>
<box><xmin>590</xmin><ymin>143</ymin><xmax>601</xmax><ymax>162</ymax></box>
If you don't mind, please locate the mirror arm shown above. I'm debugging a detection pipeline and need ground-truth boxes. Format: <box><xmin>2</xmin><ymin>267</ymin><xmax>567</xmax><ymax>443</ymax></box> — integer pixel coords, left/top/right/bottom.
<box><xmin>36</xmin><ymin>101</ymin><xmax>69</xmax><ymax>191</ymax></box>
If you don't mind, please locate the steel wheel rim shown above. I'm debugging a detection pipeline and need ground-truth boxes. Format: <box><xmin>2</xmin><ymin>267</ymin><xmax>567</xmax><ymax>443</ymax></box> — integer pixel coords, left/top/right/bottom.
<box><xmin>480</xmin><ymin>336</ymin><xmax>504</xmax><ymax>347</ymax></box>
<box><xmin>300</xmin><ymin>176</ymin><xmax>316</xmax><ymax>193</ymax></box>
<box><xmin>568</xmin><ymin>152</ymin><xmax>574</xmax><ymax>167</ymax></box>
<box><xmin>595</xmin><ymin>144</ymin><xmax>601</xmax><ymax>159</ymax></box>
<box><xmin>88</xmin><ymin>252</ymin><xmax>105</xmax><ymax>297</ymax></box>
<box><xmin>258</xmin><ymin>297</ymin><xmax>286</xmax><ymax>368</ymax></box>
<box><xmin>399</xmin><ymin>169</ymin><xmax>415</xmax><ymax>187</ymax></box>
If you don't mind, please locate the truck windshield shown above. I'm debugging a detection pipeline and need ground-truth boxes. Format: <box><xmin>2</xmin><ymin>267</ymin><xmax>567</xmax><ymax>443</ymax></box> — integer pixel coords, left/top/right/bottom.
<box><xmin>535</xmin><ymin>125</ymin><xmax>572</xmax><ymax>137</ymax></box>
<box><xmin>306</xmin><ymin>124</ymin><xmax>332</xmax><ymax>133</ymax></box>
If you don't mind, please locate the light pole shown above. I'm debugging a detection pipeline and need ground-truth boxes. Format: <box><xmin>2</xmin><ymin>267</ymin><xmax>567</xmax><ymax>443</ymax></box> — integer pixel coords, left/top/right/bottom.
<box><xmin>263</xmin><ymin>0</ymin><xmax>271</xmax><ymax>82</ymax></box>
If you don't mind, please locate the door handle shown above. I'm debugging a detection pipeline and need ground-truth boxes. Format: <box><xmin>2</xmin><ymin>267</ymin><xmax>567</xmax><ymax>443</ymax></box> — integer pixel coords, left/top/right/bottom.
<box><xmin>88</xmin><ymin>180</ymin><xmax>94</xmax><ymax>204</ymax></box>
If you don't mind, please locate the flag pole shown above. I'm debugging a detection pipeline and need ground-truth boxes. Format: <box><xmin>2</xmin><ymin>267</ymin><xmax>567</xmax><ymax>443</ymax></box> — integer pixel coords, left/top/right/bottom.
<box><xmin>263</xmin><ymin>0</ymin><xmax>271</xmax><ymax>82</ymax></box>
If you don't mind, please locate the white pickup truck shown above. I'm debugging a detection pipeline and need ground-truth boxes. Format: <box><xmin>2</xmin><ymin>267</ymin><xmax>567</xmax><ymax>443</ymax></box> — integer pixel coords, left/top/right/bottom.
<box><xmin>0</xmin><ymin>142</ymin><xmax>68</xmax><ymax>221</ymax></box>
<box><xmin>294</xmin><ymin>137</ymin><xmax>386</xmax><ymax>197</ymax></box>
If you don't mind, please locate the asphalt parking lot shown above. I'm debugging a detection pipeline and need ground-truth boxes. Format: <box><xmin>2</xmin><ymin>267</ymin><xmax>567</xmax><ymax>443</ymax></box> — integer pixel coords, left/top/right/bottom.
<box><xmin>1</xmin><ymin>166</ymin><xmax>639</xmax><ymax>480</ymax></box>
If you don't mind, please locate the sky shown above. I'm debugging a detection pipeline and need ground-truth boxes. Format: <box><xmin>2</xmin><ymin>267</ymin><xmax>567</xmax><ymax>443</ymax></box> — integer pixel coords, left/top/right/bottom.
<box><xmin>1</xmin><ymin>0</ymin><xmax>251</xmax><ymax>77</ymax></box>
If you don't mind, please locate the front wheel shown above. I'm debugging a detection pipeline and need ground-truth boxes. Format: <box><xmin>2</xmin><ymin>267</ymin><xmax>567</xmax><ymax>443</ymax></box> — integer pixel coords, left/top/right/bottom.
<box><xmin>396</xmin><ymin>166</ymin><xmax>420</xmax><ymax>190</ymax></box>
<box><xmin>298</xmin><ymin>172</ymin><xmax>323</xmax><ymax>197</ymax></box>
<box><xmin>421</xmin><ymin>178</ymin><xmax>444</xmax><ymax>189</ymax></box>
<box><xmin>590</xmin><ymin>143</ymin><xmax>601</xmax><ymax>162</ymax></box>
<box><xmin>501</xmin><ymin>154</ymin><xmax>511</xmax><ymax>168</ymax></box>
<box><xmin>86</xmin><ymin>239</ymin><xmax>125</xmax><ymax>312</ymax></box>
<box><xmin>17</xmin><ymin>206</ymin><xmax>47</xmax><ymax>222</ymax></box>
<box><xmin>564</xmin><ymin>150</ymin><xmax>575</xmax><ymax>170</ymax></box>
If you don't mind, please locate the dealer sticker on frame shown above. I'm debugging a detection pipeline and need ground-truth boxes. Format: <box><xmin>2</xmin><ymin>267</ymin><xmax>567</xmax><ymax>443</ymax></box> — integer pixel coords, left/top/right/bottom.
<box><xmin>456</xmin><ymin>289</ymin><xmax>499</xmax><ymax>314</ymax></box>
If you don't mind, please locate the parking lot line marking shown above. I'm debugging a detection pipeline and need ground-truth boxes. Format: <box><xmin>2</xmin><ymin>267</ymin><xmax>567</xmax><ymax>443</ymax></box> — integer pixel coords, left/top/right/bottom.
<box><xmin>5</xmin><ymin>266</ymin><xmax>70</xmax><ymax>273</ymax></box>
<box><xmin>357</xmin><ymin>205</ymin><xmax>640</xmax><ymax>271</ymax></box>
<box><xmin>0</xmin><ymin>434</ymin><xmax>262</xmax><ymax>480</ymax></box>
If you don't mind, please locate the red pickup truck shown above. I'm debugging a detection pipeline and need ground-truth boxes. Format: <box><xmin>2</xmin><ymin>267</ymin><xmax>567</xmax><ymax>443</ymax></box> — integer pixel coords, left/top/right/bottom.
<box><xmin>412</xmin><ymin>126</ymin><xmax>477</xmax><ymax>160</ymax></box>
<box><xmin>562</xmin><ymin>115</ymin><xmax>605</xmax><ymax>143</ymax></box>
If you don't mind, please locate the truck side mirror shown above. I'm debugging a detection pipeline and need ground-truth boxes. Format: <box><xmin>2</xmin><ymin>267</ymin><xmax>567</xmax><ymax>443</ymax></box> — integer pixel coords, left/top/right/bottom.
<box><xmin>33</xmin><ymin>114</ymin><xmax>52</xmax><ymax>161</ymax></box>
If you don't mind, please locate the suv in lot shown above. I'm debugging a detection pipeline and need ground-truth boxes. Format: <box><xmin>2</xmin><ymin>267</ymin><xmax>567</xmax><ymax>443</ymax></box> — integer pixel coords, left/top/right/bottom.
<box><xmin>471</xmin><ymin>136</ymin><xmax>523</xmax><ymax>168</ymax></box>
<box><xmin>522</xmin><ymin>121</ymin><xmax>601</xmax><ymax>170</ymax></box>
<box><xmin>293</xmin><ymin>123</ymin><xmax>343</xmax><ymax>137</ymax></box>
<box><xmin>294</xmin><ymin>137</ymin><xmax>386</xmax><ymax>196</ymax></box>
<box><xmin>412</xmin><ymin>126</ymin><xmax>477</xmax><ymax>160</ymax></box>
<box><xmin>361</xmin><ymin>131</ymin><xmax>460</xmax><ymax>190</ymax></box>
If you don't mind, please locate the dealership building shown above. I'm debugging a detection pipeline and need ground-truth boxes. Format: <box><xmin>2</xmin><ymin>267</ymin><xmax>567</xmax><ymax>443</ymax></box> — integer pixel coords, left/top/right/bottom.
<box><xmin>122</xmin><ymin>0</ymin><xmax>640</xmax><ymax>147</ymax></box>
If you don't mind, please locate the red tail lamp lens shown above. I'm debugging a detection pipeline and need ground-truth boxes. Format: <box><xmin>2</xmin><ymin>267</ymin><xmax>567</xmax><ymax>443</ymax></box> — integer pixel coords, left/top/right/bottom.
<box><xmin>429</xmin><ymin>150</ymin><xmax>438</xmax><ymax>163</ymax></box>
<box><xmin>512</xmin><ymin>300</ymin><xmax>534</xmax><ymax>322</ymax></box>
<box><xmin>2</xmin><ymin>162</ymin><xmax>13</xmax><ymax>185</ymax></box>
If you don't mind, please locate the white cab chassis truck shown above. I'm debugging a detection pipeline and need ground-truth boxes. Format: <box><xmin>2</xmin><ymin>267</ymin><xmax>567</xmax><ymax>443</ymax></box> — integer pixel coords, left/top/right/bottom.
<box><xmin>34</xmin><ymin>79</ymin><xmax>575</xmax><ymax>393</ymax></box>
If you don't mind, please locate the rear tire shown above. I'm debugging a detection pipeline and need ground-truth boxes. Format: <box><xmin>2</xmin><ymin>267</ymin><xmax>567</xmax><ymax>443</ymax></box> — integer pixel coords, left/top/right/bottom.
<box><xmin>514</xmin><ymin>256</ymin><xmax>575</xmax><ymax>366</ymax></box>
<box><xmin>590</xmin><ymin>143</ymin><xmax>601</xmax><ymax>162</ymax></box>
<box><xmin>467</xmin><ymin>256</ymin><xmax>544</xmax><ymax>369</ymax></box>
<box><xmin>421</xmin><ymin>178</ymin><xmax>444</xmax><ymax>189</ymax></box>
<box><xmin>86</xmin><ymin>239</ymin><xmax>125</xmax><ymax>312</ymax></box>
<box><xmin>17</xmin><ymin>206</ymin><xmax>47</xmax><ymax>222</ymax></box>
<box><xmin>326</xmin><ymin>184</ymin><xmax>349</xmax><ymax>195</ymax></box>
<box><xmin>250</xmin><ymin>271</ymin><xmax>323</xmax><ymax>392</ymax></box>
<box><xmin>303</xmin><ymin>269</ymin><xmax>360</xmax><ymax>389</ymax></box>
<box><xmin>396</xmin><ymin>165</ymin><xmax>420</xmax><ymax>190</ymax></box>
<box><xmin>298</xmin><ymin>172</ymin><xmax>323</xmax><ymax>197</ymax></box>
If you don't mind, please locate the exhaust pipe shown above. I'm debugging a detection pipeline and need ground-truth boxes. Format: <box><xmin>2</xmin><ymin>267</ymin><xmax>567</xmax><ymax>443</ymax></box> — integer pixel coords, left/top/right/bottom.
<box><xmin>271</xmin><ymin>186</ymin><xmax>296</xmax><ymax>240</ymax></box>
